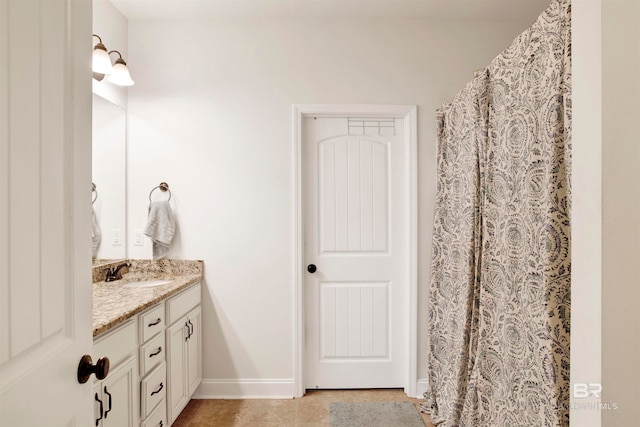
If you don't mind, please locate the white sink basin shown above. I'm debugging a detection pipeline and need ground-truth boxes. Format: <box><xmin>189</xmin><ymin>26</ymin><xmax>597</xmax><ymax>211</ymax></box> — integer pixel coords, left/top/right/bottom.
<box><xmin>122</xmin><ymin>279</ymin><xmax>172</xmax><ymax>288</ymax></box>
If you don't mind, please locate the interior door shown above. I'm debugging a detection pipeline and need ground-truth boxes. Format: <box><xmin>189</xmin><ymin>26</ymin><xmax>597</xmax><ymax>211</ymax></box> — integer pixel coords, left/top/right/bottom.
<box><xmin>303</xmin><ymin>116</ymin><xmax>406</xmax><ymax>389</ymax></box>
<box><xmin>0</xmin><ymin>0</ymin><xmax>93</xmax><ymax>425</ymax></box>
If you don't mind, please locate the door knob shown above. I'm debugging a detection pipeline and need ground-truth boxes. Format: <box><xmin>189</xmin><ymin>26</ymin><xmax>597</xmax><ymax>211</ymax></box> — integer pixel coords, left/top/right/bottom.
<box><xmin>77</xmin><ymin>354</ymin><xmax>110</xmax><ymax>384</ymax></box>
<box><xmin>307</xmin><ymin>264</ymin><xmax>317</xmax><ymax>273</ymax></box>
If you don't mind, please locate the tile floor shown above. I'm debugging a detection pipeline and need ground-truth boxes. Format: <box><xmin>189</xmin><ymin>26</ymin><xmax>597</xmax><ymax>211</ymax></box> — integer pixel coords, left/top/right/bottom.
<box><xmin>173</xmin><ymin>389</ymin><xmax>436</xmax><ymax>427</ymax></box>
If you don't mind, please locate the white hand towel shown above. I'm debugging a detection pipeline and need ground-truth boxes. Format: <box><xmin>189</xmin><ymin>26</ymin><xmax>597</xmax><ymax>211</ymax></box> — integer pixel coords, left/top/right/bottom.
<box><xmin>92</xmin><ymin>207</ymin><xmax>101</xmax><ymax>259</ymax></box>
<box><xmin>144</xmin><ymin>200</ymin><xmax>175</xmax><ymax>260</ymax></box>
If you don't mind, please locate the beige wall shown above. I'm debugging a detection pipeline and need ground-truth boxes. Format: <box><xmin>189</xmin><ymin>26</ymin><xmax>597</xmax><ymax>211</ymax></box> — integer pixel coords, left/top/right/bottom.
<box><xmin>602</xmin><ymin>0</ymin><xmax>640</xmax><ymax>425</ymax></box>
<box><xmin>571</xmin><ymin>1</ymin><xmax>603</xmax><ymax>425</ymax></box>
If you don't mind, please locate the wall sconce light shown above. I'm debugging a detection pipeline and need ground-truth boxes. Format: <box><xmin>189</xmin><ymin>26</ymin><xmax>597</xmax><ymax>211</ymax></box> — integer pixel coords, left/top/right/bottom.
<box><xmin>92</xmin><ymin>34</ymin><xmax>113</xmax><ymax>75</ymax></box>
<box><xmin>92</xmin><ymin>34</ymin><xmax>135</xmax><ymax>86</ymax></box>
<box><xmin>106</xmin><ymin>51</ymin><xmax>135</xmax><ymax>86</ymax></box>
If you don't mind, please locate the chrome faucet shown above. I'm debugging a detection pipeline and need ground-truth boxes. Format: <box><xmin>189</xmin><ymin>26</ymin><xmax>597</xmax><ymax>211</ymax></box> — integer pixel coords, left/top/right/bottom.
<box><xmin>105</xmin><ymin>262</ymin><xmax>131</xmax><ymax>282</ymax></box>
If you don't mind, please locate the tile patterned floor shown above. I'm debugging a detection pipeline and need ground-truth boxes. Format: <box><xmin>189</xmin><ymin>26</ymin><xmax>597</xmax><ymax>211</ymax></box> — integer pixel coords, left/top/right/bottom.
<box><xmin>173</xmin><ymin>389</ymin><xmax>436</xmax><ymax>427</ymax></box>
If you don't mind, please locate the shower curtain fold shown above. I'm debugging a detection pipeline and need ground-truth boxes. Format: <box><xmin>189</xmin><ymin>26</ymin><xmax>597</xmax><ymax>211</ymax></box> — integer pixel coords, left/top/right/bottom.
<box><xmin>423</xmin><ymin>0</ymin><xmax>571</xmax><ymax>426</ymax></box>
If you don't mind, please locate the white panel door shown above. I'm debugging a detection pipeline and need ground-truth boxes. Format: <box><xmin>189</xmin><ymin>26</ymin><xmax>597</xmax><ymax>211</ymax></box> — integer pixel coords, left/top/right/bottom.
<box><xmin>0</xmin><ymin>0</ymin><xmax>93</xmax><ymax>425</ymax></box>
<box><xmin>303</xmin><ymin>117</ymin><xmax>405</xmax><ymax>389</ymax></box>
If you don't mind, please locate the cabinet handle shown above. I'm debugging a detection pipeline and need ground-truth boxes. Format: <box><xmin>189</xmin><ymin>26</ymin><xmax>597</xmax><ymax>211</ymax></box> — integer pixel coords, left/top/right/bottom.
<box><xmin>151</xmin><ymin>382</ymin><xmax>164</xmax><ymax>396</ymax></box>
<box><xmin>159</xmin><ymin>421</ymin><xmax>163</xmax><ymax>427</ymax></box>
<box><xmin>95</xmin><ymin>393</ymin><xmax>103</xmax><ymax>427</ymax></box>
<box><xmin>103</xmin><ymin>385</ymin><xmax>112</xmax><ymax>418</ymax></box>
<box><xmin>187</xmin><ymin>319</ymin><xmax>194</xmax><ymax>339</ymax></box>
<box><xmin>149</xmin><ymin>347</ymin><xmax>162</xmax><ymax>358</ymax></box>
<box><xmin>148</xmin><ymin>318</ymin><xmax>161</xmax><ymax>327</ymax></box>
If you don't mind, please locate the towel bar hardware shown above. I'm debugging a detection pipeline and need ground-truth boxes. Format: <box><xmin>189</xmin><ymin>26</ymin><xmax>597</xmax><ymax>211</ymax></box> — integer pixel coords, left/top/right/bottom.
<box><xmin>149</xmin><ymin>182</ymin><xmax>172</xmax><ymax>202</ymax></box>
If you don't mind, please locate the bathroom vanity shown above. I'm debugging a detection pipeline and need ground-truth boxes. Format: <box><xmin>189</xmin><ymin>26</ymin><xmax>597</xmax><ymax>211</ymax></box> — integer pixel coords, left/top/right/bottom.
<box><xmin>92</xmin><ymin>260</ymin><xmax>203</xmax><ymax>427</ymax></box>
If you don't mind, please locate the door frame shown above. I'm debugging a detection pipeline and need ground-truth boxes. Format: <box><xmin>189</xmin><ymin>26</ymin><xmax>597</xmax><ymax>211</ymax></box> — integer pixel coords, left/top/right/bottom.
<box><xmin>293</xmin><ymin>104</ymin><xmax>418</xmax><ymax>397</ymax></box>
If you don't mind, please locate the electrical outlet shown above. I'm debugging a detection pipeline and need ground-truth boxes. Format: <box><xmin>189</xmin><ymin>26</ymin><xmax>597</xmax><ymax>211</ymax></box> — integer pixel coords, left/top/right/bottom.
<box><xmin>134</xmin><ymin>229</ymin><xmax>144</xmax><ymax>246</ymax></box>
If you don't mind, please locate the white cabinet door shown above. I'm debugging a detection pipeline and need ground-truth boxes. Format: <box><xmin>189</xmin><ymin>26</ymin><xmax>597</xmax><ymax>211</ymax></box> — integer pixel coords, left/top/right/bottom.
<box><xmin>186</xmin><ymin>307</ymin><xmax>202</xmax><ymax>397</ymax></box>
<box><xmin>0</xmin><ymin>0</ymin><xmax>93</xmax><ymax>425</ymax></box>
<box><xmin>94</xmin><ymin>357</ymin><xmax>136</xmax><ymax>427</ymax></box>
<box><xmin>167</xmin><ymin>317</ymin><xmax>188</xmax><ymax>424</ymax></box>
<box><xmin>167</xmin><ymin>306</ymin><xmax>202</xmax><ymax>424</ymax></box>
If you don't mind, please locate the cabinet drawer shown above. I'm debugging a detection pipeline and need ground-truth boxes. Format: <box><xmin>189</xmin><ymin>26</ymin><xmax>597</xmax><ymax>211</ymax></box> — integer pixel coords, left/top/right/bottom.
<box><xmin>141</xmin><ymin>398</ymin><xmax>167</xmax><ymax>427</ymax></box>
<box><xmin>140</xmin><ymin>303</ymin><xmax>165</xmax><ymax>344</ymax></box>
<box><xmin>93</xmin><ymin>319</ymin><xmax>136</xmax><ymax>368</ymax></box>
<box><xmin>166</xmin><ymin>283</ymin><xmax>201</xmax><ymax>325</ymax></box>
<box><xmin>141</xmin><ymin>362</ymin><xmax>166</xmax><ymax>419</ymax></box>
<box><xmin>140</xmin><ymin>332</ymin><xmax>165</xmax><ymax>377</ymax></box>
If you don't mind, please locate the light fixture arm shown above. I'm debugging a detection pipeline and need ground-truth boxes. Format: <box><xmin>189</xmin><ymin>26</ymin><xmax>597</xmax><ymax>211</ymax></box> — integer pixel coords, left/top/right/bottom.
<box><xmin>107</xmin><ymin>50</ymin><xmax>127</xmax><ymax>66</ymax></box>
<box><xmin>92</xmin><ymin>34</ymin><xmax>108</xmax><ymax>52</ymax></box>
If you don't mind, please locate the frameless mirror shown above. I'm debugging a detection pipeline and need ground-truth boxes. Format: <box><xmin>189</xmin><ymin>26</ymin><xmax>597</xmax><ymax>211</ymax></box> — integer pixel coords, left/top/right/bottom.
<box><xmin>92</xmin><ymin>93</ymin><xmax>126</xmax><ymax>262</ymax></box>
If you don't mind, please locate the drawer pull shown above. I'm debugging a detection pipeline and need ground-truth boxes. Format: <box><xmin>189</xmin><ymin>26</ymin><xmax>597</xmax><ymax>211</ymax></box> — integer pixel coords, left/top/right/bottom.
<box><xmin>185</xmin><ymin>319</ymin><xmax>194</xmax><ymax>341</ymax></box>
<box><xmin>149</xmin><ymin>347</ymin><xmax>162</xmax><ymax>358</ymax></box>
<box><xmin>148</xmin><ymin>318</ymin><xmax>162</xmax><ymax>327</ymax></box>
<box><xmin>95</xmin><ymin>393</ymin><xmax>103</xmax><ymax>426</ymax></box>
<box><xmin>151</xmin><ymin>382</ymin><xmax>164</xmax><ymax>396</ymax></box>
<box><xmin>103</xmin><ymin>386</ymin><xmax>112</xmax><ymax>418</ymax></box>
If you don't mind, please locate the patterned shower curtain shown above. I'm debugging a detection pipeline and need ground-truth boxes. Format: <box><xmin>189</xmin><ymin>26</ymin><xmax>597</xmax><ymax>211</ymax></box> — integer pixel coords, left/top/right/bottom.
<box><xmin>422</xmin><ymin>0</ymin><xmax>571</xmax><ymax>426</ymax></box>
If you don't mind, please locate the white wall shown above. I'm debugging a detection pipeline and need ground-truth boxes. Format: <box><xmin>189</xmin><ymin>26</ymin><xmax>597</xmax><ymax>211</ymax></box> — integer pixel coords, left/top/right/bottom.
<box><xmin>126</xmin><ymin>17</ymin><xmax>533</xmax><ymax>396</ymax></box>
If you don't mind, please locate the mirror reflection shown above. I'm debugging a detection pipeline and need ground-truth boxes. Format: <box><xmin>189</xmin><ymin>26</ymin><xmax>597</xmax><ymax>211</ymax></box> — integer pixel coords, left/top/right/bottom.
<box><xmin>92</xmin><ymin>93</ymin><xmax>126</xmax><ymax>261</ymax></box>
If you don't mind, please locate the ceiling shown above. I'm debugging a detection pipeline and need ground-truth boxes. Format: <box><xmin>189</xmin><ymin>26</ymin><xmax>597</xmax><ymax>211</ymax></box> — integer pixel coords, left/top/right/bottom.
<box><xmin>111</xmin><ymin>0</ymin><xmax>551</xmax><ymax>22</ymax></box>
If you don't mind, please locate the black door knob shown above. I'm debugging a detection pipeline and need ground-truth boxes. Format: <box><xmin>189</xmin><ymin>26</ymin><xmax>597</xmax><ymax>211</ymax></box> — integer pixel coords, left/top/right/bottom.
<box><xmin>307</xmin><ymin>264</ymin><xmax>317</xmax><ymax>273</ymax></box>
<box><xmin>77</xmin><ymin>354</ymin><xmax>110</xmax><ymax>383</ymax></box>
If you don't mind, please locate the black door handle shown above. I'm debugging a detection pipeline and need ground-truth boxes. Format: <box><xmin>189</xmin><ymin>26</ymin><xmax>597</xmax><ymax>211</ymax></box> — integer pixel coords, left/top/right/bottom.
<box><xmin>307</xmin><ymin>264</ymin><xmax>317</xmax><ymax>273</ymax></box>
<box><xmin>78</xmin><ymin>355</ymin><xmax>110</xmax><ymax>383</ymax></box>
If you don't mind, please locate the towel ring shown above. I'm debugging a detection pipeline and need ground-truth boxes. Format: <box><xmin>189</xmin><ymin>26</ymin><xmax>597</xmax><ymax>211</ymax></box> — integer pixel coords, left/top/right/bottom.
<box><xmin>149</xmin><ymin>182</ymin><xmax>171</xmax><ymax>202</ymax></box>
<box><xmin>92</xmin><ymin>183</ymin><xmax>98</xmax><ymax>205</ymax></box>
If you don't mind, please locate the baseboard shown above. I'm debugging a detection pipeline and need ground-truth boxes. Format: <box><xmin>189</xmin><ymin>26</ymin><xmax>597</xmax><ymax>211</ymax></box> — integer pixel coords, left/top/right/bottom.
<box><xmin>194</xmin><ymin>378</ymin><xmax>296</xmax><ymax>399</ymax></box>
<box><xmin>415</xmin><ymin>379</ymin><xmax>428</xmax><ymax>399</ymax></box>
<box><xmin>194</xmin><ymin>378</ymin><xmax>427</xmax><ymax>400</ymax></box>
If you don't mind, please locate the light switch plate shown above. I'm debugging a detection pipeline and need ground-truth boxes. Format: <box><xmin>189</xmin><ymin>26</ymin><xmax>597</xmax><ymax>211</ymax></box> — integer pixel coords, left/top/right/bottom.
<box><xmin>134</xmin><ymin>229</ymin><xmax>144</xmax><ymax>246</ymax></box>
<box><xmin>112</xmin><ymin>229</ymin><xmax>122</xmax><ymax>246</ymax></box>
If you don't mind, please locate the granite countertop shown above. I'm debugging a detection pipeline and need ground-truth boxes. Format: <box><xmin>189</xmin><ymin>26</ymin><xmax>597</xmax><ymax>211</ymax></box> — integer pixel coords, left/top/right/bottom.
<box><xmin>92</xmin><ymin>259</ymin><xmax>203</xmax><ymax>337</ymax></box>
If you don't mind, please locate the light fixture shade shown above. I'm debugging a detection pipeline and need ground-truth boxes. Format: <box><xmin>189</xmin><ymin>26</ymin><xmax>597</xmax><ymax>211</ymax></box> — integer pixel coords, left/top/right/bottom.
<box><xmin>106</xmin><ymin>60</ymin><xmax>135</xmax><ymax>86</ymax></box>
<box><xmin>92</xmin><ymin>44</ymin><xmax>113</xmax><ymax>75</ymax></box>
